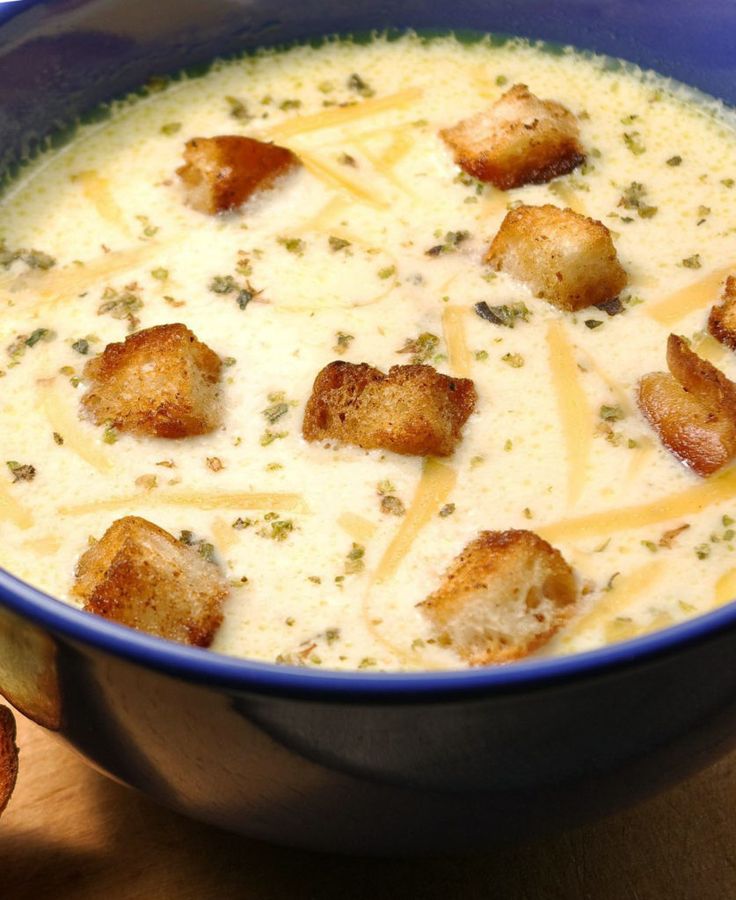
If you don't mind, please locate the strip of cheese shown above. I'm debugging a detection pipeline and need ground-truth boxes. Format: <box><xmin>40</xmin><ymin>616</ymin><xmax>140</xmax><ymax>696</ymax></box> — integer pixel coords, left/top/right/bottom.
<box><xmin>266</xmin><ymin>88</ymin><xmax>422</xmax><ymax>140</ymax></box>
<box><xmin>298</xmin><ymin>151</ymin><xmax>389</xmax><ymax>209</ymax></box>
<box><xmin>71</xmin><ymin>170</ymin><xmax>130</xmax><ymax>234</ymax></box>
<box><xmin>546</xmin><ymin>320</ymin><xmax>592</xmax><ymax>508</ymax></box>
<box><xmin>625</xmin><ymin>438</ymin><xmax>656</xmax><ymax>486</ymax></box>
<box><xmin>714</xmin><ymin>568</ymin><xmax>736</xmax><ymax>607</ymax></box>
<box><xmin>548</xmin><ymin>181</ymin><xmax>586</xmax><ymax>216</ymax></box>
<box><xmin>59</xmin><ymin>491</ymin><xmax>309</xmax><ymax>515</ymax></box>
<box><xmin>0</xmin><ymin>481</ymin><xmax>33</xmax><ymax>530</ymax></box>
<box><xmin>647</xmin><ymin>265</ymin><xmax>733</xmax><ymax>326</ymax></box>
<box><xmin>692</xmin><ymin>331</ymin><xmax>727</xmax><ymax>365</ymax></box>
<box><xmin>540</xmin><ymin>467</ymin><xmax>736</xmax><ymax>542</ymax></box>
<box><xmin>441</xmin><ymin>305</ymin><xmax>472</xmax><ymax>378</ymax></box>
<box><xmin>562</xmin><ymin>560</ymin><xmax>665</xmax><ymax>642</ymax></box>
<box><xmin>0</xmin><ymin>244</ymin><xmax>159</xmax><ymax>312</ymax></box>
<box><xmin>374</xmin><ymin>458</ymin><xmax>457</xmax><ymax>582</ymax></box>
<box><xmin>41</xmin><ymin>387</ymin><xmax>112</xmax><ymax>474</ymax></box>
<box><xmin>338</xmin><ymin>512</ymin><xmax>378</xmax><ymax>543</ymax></box>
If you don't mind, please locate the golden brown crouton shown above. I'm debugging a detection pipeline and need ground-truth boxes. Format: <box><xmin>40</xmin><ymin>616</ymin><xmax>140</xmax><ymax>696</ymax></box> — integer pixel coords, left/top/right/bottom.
<box><xmin>440</xmin><ymin>84</ymin><xmax>585</xmax><ymax>189</ymax></box>
<box><xmin>73</xmin><ymin>516</ymin><xmax>228</xmax><ymax>646</ymax></box>
<box><xmin>81</xmin><ymin>323</ymin><xmax>222</xmax><ymax>438</ymax></box>
<box><xmin>637</xmin><ymin>334</ymin><xmax>736</xmax><ymax>477</ymax></box>
<box><xmin>302</xmin><ymin>361</ymin><xmax>476</xmax><ymax>457</ymax></box>
<box><xmin>177</xmin><ymin>135</ymin><xmax>300</xmax><ymax>214</ymax></box>
<box><xmin>418</xmin><ymin>530</ymin><xmax>578</xmax><ymax>666</ymax></box>
<box><xmin>0</xmin><ymin>706</ymin><xmax>18</xmax><ymax>818</ymax></box>
<box><xmin>708</xmin><ymin>275</ymin><xmax>736</xmax><ymax>350</ymax></box>
<box><xmin>485</xmin><ymin>204</ymin><xmax>628</xmax><ymax>311</ymax></box>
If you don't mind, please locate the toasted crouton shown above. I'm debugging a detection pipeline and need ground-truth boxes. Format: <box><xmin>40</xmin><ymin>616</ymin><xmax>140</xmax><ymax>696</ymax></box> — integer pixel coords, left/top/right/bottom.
<box><xmin>708</xmin><ymin>275</ymin><xmax>736</xmax><ymax>350</ymax></box>
<box><xmin>177</xmin><ymin>135</ymin><xmax>300</xmax><ymax>214</ymax></box>
<box><xmin>637</xmin><ymin>334</ymin><xmax>736</xmax><ymax>477</ymax></box>
<box><xmin>0</xmin><ymin>706</ymin><xmax>18</xmax><ymax>818</ymax></box>
<box><xmin>73</xmin><ymin>516</ymin><xmax>228</xmax><ymax>646</ymax></box>
<box><xmin>485</xmin><ymin>204</ymin><xmax>628</xmax><ymax>311</ymax></box>
<box><xmin>440</xmin><ymin>84</ymin><xmax>585</xmax><ymax>189</ymax></box>
<box><xmin>81</xmin><ymin>323</ymin><xmax>222</xmax><ymax>438</ymax></box>
<box><xmin>418</xmin><ymin>530</ymin><xmax>578</xmax><ymax>666</ymax></box>
<box><xmin>302</xmin><ymin>361</ymin><xmax>476</xmax><ymax>457</ymax></box>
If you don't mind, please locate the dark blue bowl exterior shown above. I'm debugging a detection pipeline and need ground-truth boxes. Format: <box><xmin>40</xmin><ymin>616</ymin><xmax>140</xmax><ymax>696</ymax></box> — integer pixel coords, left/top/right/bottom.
<box><xmin>2</xmin><ymin>0</ymin><xmax>736</xmax><ymax>853</ymax></box>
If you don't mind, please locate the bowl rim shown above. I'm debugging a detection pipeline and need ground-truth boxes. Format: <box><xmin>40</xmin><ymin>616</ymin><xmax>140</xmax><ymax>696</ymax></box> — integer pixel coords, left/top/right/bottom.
<box><xmin>2</xmin><ymin>564</ymin><xmax>736</xmax><ymax>697</ymax></box>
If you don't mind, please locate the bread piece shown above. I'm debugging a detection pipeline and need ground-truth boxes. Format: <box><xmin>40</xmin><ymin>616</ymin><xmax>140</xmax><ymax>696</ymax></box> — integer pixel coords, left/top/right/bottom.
<box><xmin>302</xmin><ymin>361</ymin><xmax>476</xmax><ymax>457</ymax></box>
<box><xmin>485</xmin><ymin>204</ymin><xmax>628</xmax><ymax>311</ymax></box>
<box><xmin>177</xmin><ymin>136</ymin><xmax>300</xmax><ymax>214</ymax></box>
<box><xmin>0</xmin><ymin>706</ymin><xmax>18</xmax><ymax>818</ymax></box>
<box><xmin>81</xmin><ymin>323</ymin><xmax>222</xmax><ymax>438</ymax></box>
<box><xmin>638</xmin><ymin>335</ymin><xmax>736</xmax><ymax>477</ymax></box>
<box><xmin>440</xmin><ymin>84</ymin><xmax>585</xmax><ymax>189</ymax></box>
<box><xmin>73</xmin><ymin>516</ymin><xmax>228</xmax><ymax>646</ymax></box>
<box><xmin>708</xmin><ymin>275</ymin><xmax>736</xmax><ymax>350</ymax></box>
<box><xmin>419</xmin><ymin>530</ymin><xmax>578</xmax><ymax>666</ymax></box>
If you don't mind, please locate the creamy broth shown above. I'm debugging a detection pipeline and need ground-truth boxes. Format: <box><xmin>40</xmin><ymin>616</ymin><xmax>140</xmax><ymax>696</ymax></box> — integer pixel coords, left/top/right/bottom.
<box><xmin>2</xmin><ymin>34</ymin><xmax>736</xmax><ymax>670</ymax></box>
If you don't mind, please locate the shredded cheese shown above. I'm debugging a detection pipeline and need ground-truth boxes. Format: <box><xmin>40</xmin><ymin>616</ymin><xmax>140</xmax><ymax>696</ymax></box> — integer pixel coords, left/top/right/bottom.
<box><xmin>0</xmin><ymin>481</ymin><xmax>33</xmax><ymax>530</ymax></box>
<box><xmin>562</xmin><ymin>561</ymin><xmax>665</xmax><ymax>643</ymax></box>
<box><xmin>338</xmin><ymin>511</ymin><xmax>378</xmax><ymax>543</ymax></box>
<box><xmin>41</xmin><ymin>386</ymin><xmax>112</xmax><ymax>474</ymax></box>
<box><xmin>374</xmin><ymin>458</ymin><xmax>457</xmax><ymax>582</ymax></box>
<box><xmin>71</xmin><ymin>170</ymin><xmax>130</xmax><ymax>234</ymax></box>
<box><xmin>647</xmin><ymin>266</ymin><xmax>734</xmax><ymax>326</ymax></box>
<box><xmin>541</xmin><ymin>467</ymin><xmax>736</xmax><ymax>542</ymax></box>
<box><xmin>59</xmin><ymin>491</ymin><xmax>309</xmax><ymax>516</ymax></box>
<box><xmin>266</xmin><ymin>88</ymin><xmax>422</xmax><ymax>140</ymax></box>
<box><xmin>298</xmin><ymin>150</ymin><xmax>389</xmax><ymax>209</ymax></box>
<box><xmin>0</xmin><ymin>244</ymin><xmax>159</xmax><ymax>313</ymax></box>
<box><xmin>546</xmin><ymin>319</ymin><xmax>593</xmax><ymax>508</ymax></box>
<box><xmin>441</xmin><ymin>305</ymin><xmax>472</xmax><ymax>378</ymax></box>
<box><xmin>691</xmin><ymin>331</ymin><xmax>727</xmax><ymax>365</ymax></box>
<box><xmin>714</xmin><ymin>568</ymin><xmax>736</xmax><ymax>607</ymax></box>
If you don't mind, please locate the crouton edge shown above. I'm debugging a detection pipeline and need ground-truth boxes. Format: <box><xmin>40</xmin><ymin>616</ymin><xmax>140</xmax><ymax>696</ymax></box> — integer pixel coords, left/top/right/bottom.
<box><xmin>419</xmin><ymin>529</ymin><xmax>578</xmax><ymax>665</ymax></box>
<box><xmin>73</xmin><ymin>515</ymin><xmax>229</xmax><ymax>647</ymax></box>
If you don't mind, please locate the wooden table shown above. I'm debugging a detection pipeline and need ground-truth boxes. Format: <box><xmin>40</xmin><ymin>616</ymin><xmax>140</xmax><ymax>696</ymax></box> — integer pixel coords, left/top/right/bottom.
<box><xmin>1</xmin><ymin>712</ymin><xmax>735</xmax><ymax>899</ymax></box>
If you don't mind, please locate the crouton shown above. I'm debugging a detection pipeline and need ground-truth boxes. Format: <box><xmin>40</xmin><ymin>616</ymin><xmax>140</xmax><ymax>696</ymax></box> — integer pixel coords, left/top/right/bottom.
<box><xmin>0</xmin><ymin>706</ymin><xmax>18</xmax><ymax>818</ymax></box>
<box><xmin>708</xmin><ymin>275</ymin><xmax>736</xmax><ymax>350</ymax></box>
<box><xmin>418</xmin><ymin>530</ymin><xmax>578</xmax><ymax>666</ymax></box>
<box><xmin>637</xmin><ymin>334</ymin><xmax>736</xmax><ymax>477</ymax></box>
<box><xmin>440</xmin><ymin>84</ymin><xmax>585</xmax><ymax>190</ymax></box>
<box><xmin>485</xmin><ymin>204</ymin><xmax>628</xmax><ymax>311</ymax></box>
<box><xmin>302</xmin><ymin>361</ymin><xmax>476</xmax><ymax>457</ymax></box>
<box><xmin>73</xmin><ymin>516</ymin><xmax>228</xmax><ymax>646</ymax></box>
<box><xmin>81</xmin><ymin>323</ymin><xmax>222</xmax><ymax>438</ymax></box>
<box><xmin>177</xmin><ymin>135</ymin><xmax>300</xmax><ymax>214</ymax></box>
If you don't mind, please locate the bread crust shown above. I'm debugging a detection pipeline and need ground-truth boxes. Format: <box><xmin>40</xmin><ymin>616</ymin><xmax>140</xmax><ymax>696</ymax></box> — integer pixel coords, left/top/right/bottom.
<box><xmin>419</xmin><ymin>530</ymin><xmax>578</xmax><ymax>665</ymax></box>
<box><xmin>302</xmin><ymin>361</ymin><xmax>476</xmax><ymax>457</ymax></box>
<box><xmin>177</xmin><ymin>135</ymin><xmax>300</xmax><ymax>214</ymax></box>
<box><xmin>440</xmin><ymin>84</ymin><xmax>585</xmax><ymax>189</ymax></box>
<box><xmin>0</xmin><ymin>705</ymin><xmax>18</xmax><ymax>818</ymax></box>
<box><xmin>73</xmin><ymin>516</ymin><xmax>228</xmax><ymax>646</ymax></box>
<box><xmin>637</xmin><ymin>334</ymin><xmax>736</xmax><ymax>477</ymax></box>
<box><xmin>708</xmin><ymin>275</ymin><xmax>736</xmax><ymax>350</ymax></box>
<box><xmin>81</xmin><ymin>323</ymin><xmax>222</xmax><ymax>438</ymax></box>
<box><xmin>485</xmin><ymin>204</ymin><xmax>628</xmax><ymax>311</ymax></box>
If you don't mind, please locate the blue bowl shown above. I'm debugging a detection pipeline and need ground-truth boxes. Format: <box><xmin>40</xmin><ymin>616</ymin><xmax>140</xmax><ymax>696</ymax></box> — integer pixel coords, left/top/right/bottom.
<box><xmin>2</xmin><ymin>0</ymin><xmax>736</xmax><ymax>854</ymax></box>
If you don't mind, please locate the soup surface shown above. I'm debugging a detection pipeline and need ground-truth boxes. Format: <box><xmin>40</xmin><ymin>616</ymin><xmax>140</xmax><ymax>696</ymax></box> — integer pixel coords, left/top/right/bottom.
<box><xmin>2</xmin><ymin>33</ymin><xmax>736</xmax><ymax>670</ymax></box>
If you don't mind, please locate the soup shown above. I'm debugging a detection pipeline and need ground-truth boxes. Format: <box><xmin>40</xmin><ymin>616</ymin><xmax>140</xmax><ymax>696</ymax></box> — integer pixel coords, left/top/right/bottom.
<box><xmin>1</xmin><ymin>33</ymin><xmax>736</xmax><ymax>670</ymax></box>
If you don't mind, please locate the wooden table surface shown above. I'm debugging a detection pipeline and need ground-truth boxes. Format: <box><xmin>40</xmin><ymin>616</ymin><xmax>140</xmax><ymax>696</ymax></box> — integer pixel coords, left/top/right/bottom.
<box><xmin>1</xmin><ymin>712</ymin><xmax>735</xmax><ymax>900</ymax></box>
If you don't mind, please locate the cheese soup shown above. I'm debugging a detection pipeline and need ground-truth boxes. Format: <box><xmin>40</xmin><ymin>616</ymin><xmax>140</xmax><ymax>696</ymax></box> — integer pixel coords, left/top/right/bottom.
<box><xmin>1</xmin><ymin>33</ymin><xmax>736</xmax><ymax>670</ymax></box>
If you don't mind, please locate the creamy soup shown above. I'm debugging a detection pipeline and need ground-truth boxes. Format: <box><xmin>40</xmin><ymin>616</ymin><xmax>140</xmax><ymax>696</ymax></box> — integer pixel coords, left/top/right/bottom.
<box><xmin>2</xmin><ymin>33</ymin><xmax>736</xmax><ymax>671</ymax></box>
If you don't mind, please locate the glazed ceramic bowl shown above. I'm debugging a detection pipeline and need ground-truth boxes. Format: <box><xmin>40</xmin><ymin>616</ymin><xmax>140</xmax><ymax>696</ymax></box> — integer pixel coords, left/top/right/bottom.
<box><xmin>2</xmin><ymin>0</ymin><xmax>736</xmax><ymax>855</ymax></box>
